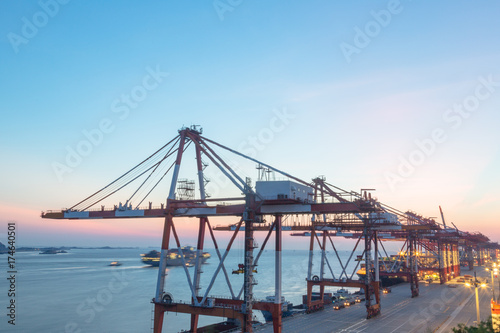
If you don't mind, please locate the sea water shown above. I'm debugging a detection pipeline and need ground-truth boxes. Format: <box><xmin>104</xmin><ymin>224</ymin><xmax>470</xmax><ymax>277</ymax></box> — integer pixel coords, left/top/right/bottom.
<box><xmin>0</xmin><ymin>247</ymin><xmax>364</xmax><ymax>333</ymax></box>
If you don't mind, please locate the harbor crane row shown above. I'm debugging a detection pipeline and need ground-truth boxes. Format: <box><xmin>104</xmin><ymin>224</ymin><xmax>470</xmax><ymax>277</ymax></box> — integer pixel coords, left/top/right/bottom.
<box><xmin>42</xmin><ymin>126</ymin><xmax>500</xmax><ymax>333</ymax></box>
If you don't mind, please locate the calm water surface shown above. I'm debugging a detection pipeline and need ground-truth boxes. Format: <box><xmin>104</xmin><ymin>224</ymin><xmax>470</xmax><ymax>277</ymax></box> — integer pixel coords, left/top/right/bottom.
<box><xmin>0</xmin><ymin>248</ymin><xmax>362</xmax><ymax>332</ymax></box>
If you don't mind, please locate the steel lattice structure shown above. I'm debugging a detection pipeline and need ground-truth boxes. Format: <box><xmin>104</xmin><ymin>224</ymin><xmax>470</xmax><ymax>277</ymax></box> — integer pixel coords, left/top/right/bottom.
<box><xmin>42</xmin><ymin>126</ymin><xmax>499</xmax><ymax>333</ymax></box>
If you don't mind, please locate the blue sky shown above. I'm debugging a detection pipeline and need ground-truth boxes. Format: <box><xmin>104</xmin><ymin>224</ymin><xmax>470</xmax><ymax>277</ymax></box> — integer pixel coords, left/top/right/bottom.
<box><xmin>1</xmin><ymin>0</ymin><xmax>499</xmax><ymax>246</ymax></box>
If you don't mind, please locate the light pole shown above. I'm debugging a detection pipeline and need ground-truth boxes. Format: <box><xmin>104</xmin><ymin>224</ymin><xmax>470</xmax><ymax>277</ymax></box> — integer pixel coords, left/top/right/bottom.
<box><xmin>465</xmin><ymin>271</ymin><xmax>487</xmax><ymax>324</ymax></box>
<box><xmin>486</xmin><ymin>265</ymin><xmax>498</xmax><ymax>301</ymax></box>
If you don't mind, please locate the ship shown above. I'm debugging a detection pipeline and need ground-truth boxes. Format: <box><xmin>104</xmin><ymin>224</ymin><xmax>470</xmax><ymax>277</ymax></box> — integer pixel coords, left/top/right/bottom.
<box><xmin>356</xmin><ymin>264</ymin><xmax>408</xmax><ymax>287</ymax></box>
<box><xmin>141</xmin><ymin>246</ymin><xmax>211</xmax><ymax>267</ymax></box>
<box><xmin>261</xmin><ymin>296</ymin><xmax>306</xmax><ymax>322</ymax></box>
<box><xmin>301</xmin><ymin>292</ymin><xmax>335</xmax><ymax>305</ymax></box>
<box><xmin>39</xmin><ymin>248</ymin><xmax>68</xmax><ymax>254</ymax></box>
<box><xmin>333</xmin><ymin>288</ymin><xmax>350</xmax><ymax>298</ymax></box>
<box><xmin>354</xmin><ymin>253</ymin><xmax>411</xmax><ymax>286</ymax></box>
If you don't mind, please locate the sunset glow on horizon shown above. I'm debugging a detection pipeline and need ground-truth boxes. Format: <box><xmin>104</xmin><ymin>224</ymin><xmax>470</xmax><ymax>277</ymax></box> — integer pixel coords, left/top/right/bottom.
<box><xmin>1</xmin><ymin>1</ymin><xmax>500</xmax><ymax>249</ymax></box>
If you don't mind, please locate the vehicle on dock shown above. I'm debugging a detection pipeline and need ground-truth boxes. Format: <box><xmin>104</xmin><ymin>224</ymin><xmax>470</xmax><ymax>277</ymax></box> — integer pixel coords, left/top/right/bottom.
<box><xmin>344</xmin><ymin>298</ymin><xmax>356</xmax><ymax>306</ymax></box>
<box><xmin>464</xmin><ymin>274</ymin><xmax>473</xmax><ymax>281</ymax></box>
<box><xmin>333</xmin><ymin>302</ymin><xmax>345</xmax><ymax>310</ymax></box>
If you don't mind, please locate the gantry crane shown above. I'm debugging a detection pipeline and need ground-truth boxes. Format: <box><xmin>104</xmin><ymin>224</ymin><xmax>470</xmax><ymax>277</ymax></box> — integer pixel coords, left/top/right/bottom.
<box><xmin>42</xmin><ymin>126</ymin><xmax>499</xmax><ymax>332</ymax></box>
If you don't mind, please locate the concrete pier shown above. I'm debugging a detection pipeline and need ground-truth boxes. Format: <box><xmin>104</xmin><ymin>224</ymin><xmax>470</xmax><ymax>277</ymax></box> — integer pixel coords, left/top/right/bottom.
<box><xmin>255</xmin><ymin>266</ymin><xmax>495</xmax><ymax>333</ymax></box>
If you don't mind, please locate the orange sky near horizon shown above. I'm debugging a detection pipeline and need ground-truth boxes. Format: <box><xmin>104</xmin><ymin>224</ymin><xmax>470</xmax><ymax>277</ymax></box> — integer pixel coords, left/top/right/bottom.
<box><xmin>1</xmin><ymin>199</ymin><xmax>498</xmax><ymax>249</ymax></box>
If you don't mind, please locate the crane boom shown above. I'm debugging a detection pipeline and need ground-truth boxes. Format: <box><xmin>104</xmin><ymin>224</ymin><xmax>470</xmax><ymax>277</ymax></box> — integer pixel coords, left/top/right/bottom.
<box><xmin>439</xmin><ymin>205</ymin><xmax>447</xmax><ymax>228</ymax></box>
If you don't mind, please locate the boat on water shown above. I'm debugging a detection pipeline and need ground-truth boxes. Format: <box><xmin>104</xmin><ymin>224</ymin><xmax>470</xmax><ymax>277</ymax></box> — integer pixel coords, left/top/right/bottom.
<box><xmin>39</xmin><ymin>249</ymin><xmax>68</xmax><ymax>254</ymax></box>
<box><xmin>109</xmin><ymin>261</ymin><xmax>123</xmax><ymax>266</ymax></box>
<box><xmin>141</xmin><ymin>246</ymin><xmax>211</xmax><ymax>267</ymax></box>
<box><xmin>334</xmin><ymin>288</ymin><xmax>350</xmax><ymax>298</ymax></box>
<box><xmin>260</xmin><ymin>296</ymin><xmax>305</xmax><ymax>322</ymax></box>
<box><xmin>301</xmin><ymin>292</ymin><xmax>335</xmax><ymax>305</ymax></box>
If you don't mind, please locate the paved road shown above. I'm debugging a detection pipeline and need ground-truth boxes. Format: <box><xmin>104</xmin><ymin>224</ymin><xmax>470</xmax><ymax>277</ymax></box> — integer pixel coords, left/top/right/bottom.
<box><xmin>255</xmin><ymin>267</ymin><xmax>496</xmax><ymax>333</ymax></box>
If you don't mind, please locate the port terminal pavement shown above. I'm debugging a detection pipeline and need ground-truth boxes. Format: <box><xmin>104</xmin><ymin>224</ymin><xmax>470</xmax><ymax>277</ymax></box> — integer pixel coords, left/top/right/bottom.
<box><xmin>254</xmin><ymin>266</ymin><xmax>495</xmax><ymax>333</ymax></box>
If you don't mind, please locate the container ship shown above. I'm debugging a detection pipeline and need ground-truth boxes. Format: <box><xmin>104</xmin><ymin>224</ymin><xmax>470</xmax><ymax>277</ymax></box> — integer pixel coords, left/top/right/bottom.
<box><xmin>141</xmin><ymin>246</ymin><xmax>211</xmax><ymax>267</ymax></box>
<box><xmin>356</xmin><ymin>255</ymin><xmax>407</xmax><ymax>286</ymax></box>
<box><xmin>356</xmin><ymin>267</ymin><xmax>406</xmax><ymax>286</ymax></box>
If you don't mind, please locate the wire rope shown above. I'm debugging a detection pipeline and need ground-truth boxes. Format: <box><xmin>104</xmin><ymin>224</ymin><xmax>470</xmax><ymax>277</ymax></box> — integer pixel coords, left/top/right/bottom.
<box><xmin>127</xmin><ymin>142</ymin><xmax>180</xmax><ymax>204</ymax></box>
<box><xmin>134</xmin><ymin>140</ymin><xmax>192</xmax><ymax>208</ymax></box>
<box><xmin>68</xmin><ymin>136</ymin><xmax>180</xmax><ymax>211</ymax></box>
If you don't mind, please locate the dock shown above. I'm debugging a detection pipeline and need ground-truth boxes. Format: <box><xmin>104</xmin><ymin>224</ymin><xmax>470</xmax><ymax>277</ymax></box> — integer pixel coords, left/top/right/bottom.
<box><xmin>255</xmin><ymin>267</ymin><xmax>494</xmax><ymax>333</ymax></box>
<box><xmin>41</xmin><ymin>126</ymin><xmax>500</xmax><ymax>333</ymax></box>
